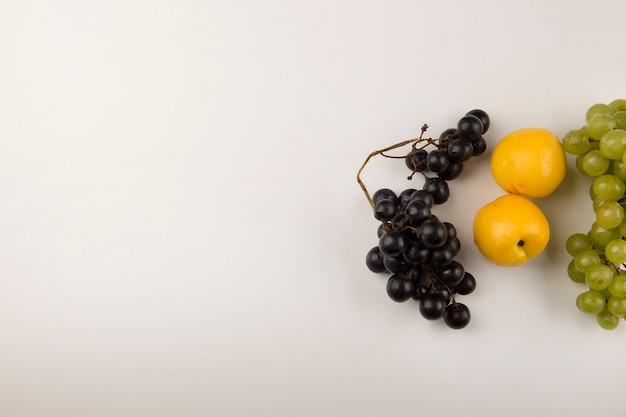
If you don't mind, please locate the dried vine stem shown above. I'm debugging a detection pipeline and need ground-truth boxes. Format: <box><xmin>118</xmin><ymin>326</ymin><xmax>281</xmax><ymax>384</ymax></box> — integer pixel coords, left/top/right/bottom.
<box><xmin>356</xmin><ymin>124</ymin><xmax>432</xmax><ymax>208</ymax></box>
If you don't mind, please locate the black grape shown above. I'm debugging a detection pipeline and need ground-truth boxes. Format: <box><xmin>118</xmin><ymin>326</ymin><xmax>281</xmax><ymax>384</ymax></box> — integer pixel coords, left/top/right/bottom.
<box><xmin>423</xmin><ymin>178</ymin><xmax>450</xmax><ymax>204</ymax></box>
<box><xmin>457</xmin><ymin>114</ymin><xmax>483</xmax><ymax>140</ymax></box>
<box><xmin>444</xmin><ymin>303</ymin><xmax>471</xmax><ymax>329</ymax></box>
<box><xmin>465</xmin><ymin>109</ymin><xmax>490</xmax><ymax>134</ymax></box>
<box><xmin>420</xmin><ymin>294</ymin><xmax>446</xmax><ymax>320</ymax></box>
<box><xmin>366</xmin><ymin>247</ymin><xmax>387</xmax><ymax>273</ymax></box>
<box><xmin>386</xmin><ymin>274</ymin><xmax>415</xmax><ymax>302</ymax></box>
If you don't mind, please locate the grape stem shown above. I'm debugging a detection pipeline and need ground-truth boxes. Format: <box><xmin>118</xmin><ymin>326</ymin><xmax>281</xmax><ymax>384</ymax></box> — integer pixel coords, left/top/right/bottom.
<box><xmin>599</xmin><ymin>252</ymin><xmax>626</xmax><ymax>273</ymax></box>
<box><xmin>356</xmin><ymin>124</ymin><xmax>432</xmax><ymax>208</ymax></box>
<box><xmin>426</xmin><ymin>265</ymin><xmax>457</xmax><ymax>304</ymax></box>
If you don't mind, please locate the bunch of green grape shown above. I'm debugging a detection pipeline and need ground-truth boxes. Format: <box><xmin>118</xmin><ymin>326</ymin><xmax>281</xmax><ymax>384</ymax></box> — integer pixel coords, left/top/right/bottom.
<box><xmin>563</xmin><ymin>98</ymin><xmax>626</xmax><ymax>329</ymax></box>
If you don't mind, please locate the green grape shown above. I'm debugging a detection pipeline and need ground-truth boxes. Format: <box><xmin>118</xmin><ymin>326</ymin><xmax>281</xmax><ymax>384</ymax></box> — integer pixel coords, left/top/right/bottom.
<box><xmin>575</xmin><ymin>154</ymin><xmax>590</xmax><ymax>176</ymax></box>
<box><xmin>566</xmin><ymin>233</ymin><xmax>594</xmax><ymax>256</ymax></box>
<box><xmin>586</xmin><ymin>103</ymin><xmax>614</xmax><ymax>121</ymax></box>
<box><xmin>613</xmin><ymin>111</ymin><xmax>626</xmax><ymax>130</ymax></box>
<box><xmin>611</xmin><ymin>160</ymin><xmax>626</xmax><ymax>180</ymax></box>
<box><xmin>597</xmin><ymin>309</ymin><xmax>620</xmax><ymax>329</ymax></box>
<box><xmin>589</xmin><ymin>222</ymin><xmax>621</xmax><ymax>248</ymax></box>
<box><xmin>599</xmin><ymin>129</ymin><xmax>626</xmax><ymax>160</ymax></box>
<box><xmin>593</xmin><ymin>198</ymin><xmax>607</xmax><ymax>212</ymax></box>
<box><xmin>607</xmin><ymin>296</ymin><xmax>626</xmax><ymax>317</ymax></box>
<box><xmin>585</xmin><ymin>263</ymin><xmax>615</xmax><ymax>291</ymax></box>
<box><xmin>621</xmin><ymin>147</ymin><xmax>626</xmax><ymax>170</ymax></box>
<box><xmin>574</xmin><ymin>249</ymin><xmax>602</xmax><ymax>272</ymax></box>
<box><xmin>609</xmin><ymin>275</ymin><xmax>626</xmax><ymax>296</ymax></box>
<box><xmin>588</xmin><ymin>114</ymin><xmax>617</xmax><ymax>140</ymax></box>
<box><xmin>592</xmin><ymin>174</ymin><xmax>625</xmax><ymax>200</ymax></box>
<box><xmin>608</xmin><ymin>98</ymin><xmax>626</xmax><ymax>112</ymax></box>
<box><xmin>589</xmin><ymin>182</ymin><xmax>597</xmax><ymax>199</ymax></box>
<box><xmin>582</xmin><ymin>149</ymin><xmax>610</xmax><ymax>176</ymax></box>
<box><xmin>577</xmin><ymin>290</ymin><xmax>606</xmax><ymax>314</ymax></box>
<box><xmin>596</xmin><ymin>200</ymin><xmax>624</xmax><ymax>229</ymax></box>
<box><xmin>585</xmin><ymin>264</ymin><xmax>615</xmax><ymax>290</ymax></box>
<box><xmin>567</xmin><ymin>259</ymin><xmax>586</xmax><ymax>283</ymax></box>
<box><xmin>619</xmin><ymin>221</ymin><xmax>626</xmax><ymax>237</ymax></box>
<box><xmin>604</xmin><ymin>238</ymin><xmax>626</xmax><ymax>265</ymax></box>
<box><xmin>567</xmin><ymin>102</ymin><xmax>626</xmax><ymax>326</ymax></box>
<box><xmin>562</xmin><ymin>129</ymin><xmax>591</xmax><ymax>155</ymax></box>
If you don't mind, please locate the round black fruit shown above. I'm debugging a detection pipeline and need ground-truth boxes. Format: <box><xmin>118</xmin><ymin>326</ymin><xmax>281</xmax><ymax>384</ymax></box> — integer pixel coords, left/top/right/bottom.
<box><xmin>386</xmin><ymin>274</ymin><xmax>415</xmax><ymax>302</ymax></box>
<box><xmin>447</xmin><ymin>138</ymin><xmax>474</xmax><ymax>163</ymax></box>
<box><xmin>365</xmin><ymin>246</ymin><xmax>386</xmax><ymax>273</ymax></box>
<box><xmin>374</xmin><ymin>199</ymin><xmax>397</xmax><ymax>221</ymax></box>
<box><xmin>454</xmin><ymin>272</ymin><xmax>477</xmax><ymax>295</ymax></box>
<box><xmin>422</xmin><ymin>178</ymin><xmax>450</xmax><ymax>205</ymax></box>
<box><xmin>379</xmin><ymin>230</ymin><xmax>406</xmax><ymax>257</ymax></box>
<box><xmin>420</xmin><ymin>218</ymin><xmax>448</xmax><ymax>249</ymax></box>
<box><xmin>465</xmin><ymin>109</ymin><xmax>490</xmax><ymax>134</ymax></box>
<box><xmin>443</xmin><ymin>303</ymin><xmax>471</xmax><ymax>329</ymax></box>
<box><xmin>457</xmin><ymin>114</ymin><xmax>483</xmax><ymax>140</ymax></box>
<box><xmin>419</xmin><ymin>293</ymin><xmax>446</xmax><ymax>320</ymax></box>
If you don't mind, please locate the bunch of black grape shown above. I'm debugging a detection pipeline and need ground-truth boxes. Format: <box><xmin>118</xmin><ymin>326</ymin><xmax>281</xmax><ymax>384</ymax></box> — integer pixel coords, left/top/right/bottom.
<box><xmin>363</xmin><ymin>109</ymin><xmax>490</xmax><ymax>329</ymax></box>
<box><xmin>404</xmin><ymin>110</ymin><xmax>488</xmax><ymax>180</ymax></box>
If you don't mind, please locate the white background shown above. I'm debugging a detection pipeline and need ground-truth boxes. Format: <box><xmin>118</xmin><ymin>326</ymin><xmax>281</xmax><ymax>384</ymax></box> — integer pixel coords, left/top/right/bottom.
<box><xmin>1</xmin><ymin>0</ymin><xmax>626</xmax><ymax>416</ymax></box>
